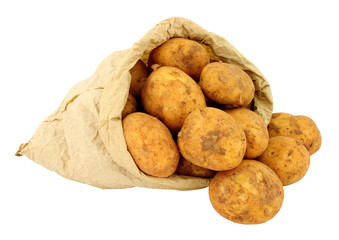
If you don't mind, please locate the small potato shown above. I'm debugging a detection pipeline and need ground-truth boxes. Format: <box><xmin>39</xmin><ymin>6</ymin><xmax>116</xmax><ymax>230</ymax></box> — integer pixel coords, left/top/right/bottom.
<box><xmin>121</xmin><ymin>94</ymin><xmax>137</xmax><ymax>118</ymax></box>
<box><xmin>148</xmin><ymin>38</ymin><xmax>210</xmax><ymax>80</ymax></box>
<box><xmin>177</xmin><ymin>107</ymin><xmax>246</xmax><ymax>171</ymax></box>
<box><xmin>176</xmin><ymin>156</ymin><xmax>216</xmax><ymax>178</ymax></box>
<box><xmin>142</xmin><ymin>66</ymin><xmax>206</xmax><ymax>132</ymax></box>
<box><xmin>199</xmin><ymin>62</ymin><xmax>255</xmax><ymax>107</ymax></box>
<box><xmin>209</xmin><ymin>160</ymin><xmax>284</xmax><ymax>224</ymax></box>
<box><xmin>225</xmin><ymin>108</ymin><xmax>269</xmax><ymax>158</ymax></box>
<box><xmin>122</xmin><ymin>112</ymin><xmax>179</xmax><ymax>177</ymax></box>
<box><xmin>258</xmin><ymin>136</ymin><xmax>310</xmax><ymax>186</ymax></box>
<box><xmin>129</xmin><ymin>60</ymin><xmax>150</xmax><ymax>99</ymax></box>
<box><xmin>268</xmin><ymin>112</ymin><xmax>321</xmax><ymax>155</ymax></box>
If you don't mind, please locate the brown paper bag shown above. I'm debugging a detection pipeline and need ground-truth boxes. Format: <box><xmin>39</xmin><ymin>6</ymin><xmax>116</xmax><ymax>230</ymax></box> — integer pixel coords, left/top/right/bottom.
<box><xmin>16</xmin><ymin>17</ymin><xmax>273</xmax><ymax>190</ymax></box>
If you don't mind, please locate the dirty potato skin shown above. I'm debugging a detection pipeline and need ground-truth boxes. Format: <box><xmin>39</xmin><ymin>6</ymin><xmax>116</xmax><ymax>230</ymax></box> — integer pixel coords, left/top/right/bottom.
<box><xmin>225</xmin><ymin>108</ymin><xmax>269</xmax><ymax>158</ymax></box>
<box><xmin>199</xmin><ymin>62</ymin><xmax>255</xmax><ymax>107</ymax></box>
<box><xmin>209</xmin><ymin>160</ymin><xmax>284</xmax><ymax>224</ymax></box>
<box><xmin>129</xmin><ymin>59</ymin><xmax>150</xmax><ymax>99</ymax></box>
<box><xmin>122</xmin><ymin>112</ymin><xmax>179</xmax><ymax>177</ymax></box>
<box><xmin>121</xmin><ymin>94</ymin><xmax>137</xmax><ymax>118</ymax></box>
<box><xmin>177</xmin><ymin>107</ymin><xmax>246</xmax><ymax>171</ymax></box>
<box><xmin>142</xmin><ymin>66</ymin><xmax>206</xmax><ymax>133</ymax></box>
<box><xmin>268</xmin><ymin>113</ymin><xmax>322</xmax><ymax>155</ymax></box>
<box><xmin>148</xmin><ymin>38</ymin><xmax>210</xmax><ymax>80</ymax></box>
<box><xmin>258</xmin><ymin>136</ymin><xmax>310</xmax><ymax>186</ymax></box>
<box><xmin>176</xmin><ymin>156</ymin><xmax>216</xmax><ymax>178</ymax></box>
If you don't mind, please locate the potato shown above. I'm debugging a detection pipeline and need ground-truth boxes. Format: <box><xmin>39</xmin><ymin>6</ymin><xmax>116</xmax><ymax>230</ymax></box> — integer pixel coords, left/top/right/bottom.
<box><xmin>148</xmin><ymin>38</ymin><xmax>210</xmax><ymax>80</ymax></box>
<box><xmin>129</xmin><ymin>60</ymin><xmax>150</xmax><ymax>99</ymax></box>
<box><xmin>199</xmin><ymin>62</ymin><xmax>255</xmax><ymax>107</ymax></box>
<box><xmin>209</xmin><ymin>160</ymin><xmax>284</xmax><ymax>224</ymax></box>
<box><xmin>268</xmin><ymin>112</ymin><xmax>321</xmax><ymax>155</ymax></box>
<box><xmin>225</xmin><ymin>108</ymin><xmax>269</xmax><ymax>158</ymax></box>
<box><xmin>121</xmin><ymin>94</ymin><xmax>137</xmax><ymax>118</ymax></box>
<box><xmin>258</xmin><ymin>136</ymin><xmax>310</xmax><ymax>186</ymax></box>
<box><xmin>176</xmin><ymin>156</ymin><xmax>216</xmax><ymax>178</ymax></box>
<box><xmin>177</xmin><ymin>107</ymin><xmax>246</xmax><ymax>171</ymax></box>
<box><xmin>122</xmin><ymin>112</ymin><xmax>179</xmax><ymax>177</ymax></box>
<box><xmin>142</xmin><ymin>66</ymin><xmax>206</xmax><ymax>132</ymax></box>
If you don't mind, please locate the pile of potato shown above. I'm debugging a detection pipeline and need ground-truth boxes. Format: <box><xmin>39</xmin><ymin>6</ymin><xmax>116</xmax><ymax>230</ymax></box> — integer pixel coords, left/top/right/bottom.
<box><xmin>121</xmin><ymin>37</ymin><xmax>322</xmax><ymax>224</ymax></box>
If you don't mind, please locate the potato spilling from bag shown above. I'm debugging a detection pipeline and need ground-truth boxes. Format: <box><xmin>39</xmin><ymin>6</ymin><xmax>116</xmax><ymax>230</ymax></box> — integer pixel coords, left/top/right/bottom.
<box><xmin>122</xmin><ymin>36</ymin><xmax>321</xmax><ymax>224</ymax></box>
<box><xmin>258</xmin><ymin>136</ymin><xmax>310</xmax><ymax>186</ymax></box>
<box><xmin>225</xmin><ymin>108</ymin><xmax>269</xmax><ymax>158</ymax></box>
<box><xmin>268</xmin><ymin>113</ymin><xmax>322</xmax><ymax>155</ymax></box>
<box><xmin>16</xmin><ymin>17</ymin><xmax>322</xmax><ymax>226</ymax></box>
<box><xmin>177</xmin><ymin>107</ymin><xmax>246</xmax><ymax>171</ymax></box>
<box><xmin>209</xmin><ymin>160</ymin><xmax>284</xmax><ymax>224</ymax></box>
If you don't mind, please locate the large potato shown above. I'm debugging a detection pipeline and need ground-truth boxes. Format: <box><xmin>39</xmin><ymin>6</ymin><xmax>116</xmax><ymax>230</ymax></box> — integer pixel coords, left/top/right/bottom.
<box><xmin>148</xmin><ymin>38</ymin><xmax>210</xmax><ymax>80</ymax></box>
<box><xmin>176</xmin><ymin>156</ymin><xmax>216</xmax><ymax>178</ymax></box>
<box><xmin>121</xmin><ymin>94</ymin><xmax>137</xmax><ymax>118</ymax></box>
<box><xmin>129</xmin><ymin>59</ymin><xmax>150</xmax><ymax>99</ymax></box>
<box><xmin>177</xmin><ymin>107</ymin><xmax>246</xmax><ymax>171</ymax></box>
<box><xmin>122</xmin><ymin>112</ymin><xmax>179</xmax><ymax>177</ymax></box>
<box><xmin>209</xmin><ymin>160</ymin><xmax>284</xmax><ymax>224</ymax></box>
<box><xmin>268</xmin><ymin>112</ymin><xmax>321</xmax><ymax>155</ymax></box>
<box><xmin>258</xmin><ymin>136</ymin><xmax>310</xmax><ymax>186</ymax></box>
<box><xmin>225</xmin><ymin>108</ymin><xmax>269</xmax><ymax>158</ymax></box>
<box><xmin>199</xmin><ymin>62</ymin><xmax>255</xmax><ymax>107</ymax></box>
<box><xmin>142</xmin><ymin>66</ymin><xmax>206</xmax><ymax>132</ymax></box>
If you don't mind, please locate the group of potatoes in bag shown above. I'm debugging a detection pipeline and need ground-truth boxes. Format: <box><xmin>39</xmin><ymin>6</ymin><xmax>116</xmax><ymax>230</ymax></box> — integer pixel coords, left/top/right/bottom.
<box><xmin>121</xmin><ymin>37</ymin><xmax>322</xmax><ymax>224</ymax></box>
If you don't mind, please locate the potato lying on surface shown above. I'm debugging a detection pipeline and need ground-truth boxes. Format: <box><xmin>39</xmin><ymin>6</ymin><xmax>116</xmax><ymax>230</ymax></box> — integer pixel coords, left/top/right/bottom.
<box><xmin>121</xmin><ymin>94</ymin><xmax>137</xmax><ymax>118</ymax></box>
<box><xmin>142</xmin><ymin>66</ymin><xmax>206</xmax><ymax>132</ymax></box>
<box><xmin>268</xmin><ymin>112</ymin><xmax>321</xmax><ymax>155</ymax></box>
<box><xmin>225</xmin><ymin>108</ymin><xmax>269</xmax><ymax>158</ymax></box>
<box><xmin>148</xmin><ymin>38</ymin><xmax>210</xmax><ymax>80</ymax></box>
<box><xmin>209</xmin><ymin>160</ymin><xmax>284</xmax><ymax>224</ymax></box>
<box><xmin>199</xmin><ymin>62</ymin><xmax>255</xmax><ymax>107</ymax></box>
<box><xmin>129</xmin><ymin>59</ymin><xmax>150</xmax><ymax>99</ymax></box>
<box><xmin>176</xmin><ymin>156</ymin><xmax>216</xmax><ymax>178</ymax></box>
<box><xmin>258</xmin><ymin>136</ymin><xmax>310</xmax><ymax>186</ymax></box>
<box><xmin>122</xmin><ymin>112</ymin><xmax>179</xmax><ymax>177</ymax></box>
<box><xmin>177</xmin><ymin>107</ymin><xmax>246</xmax><ymax>171</ymax></box>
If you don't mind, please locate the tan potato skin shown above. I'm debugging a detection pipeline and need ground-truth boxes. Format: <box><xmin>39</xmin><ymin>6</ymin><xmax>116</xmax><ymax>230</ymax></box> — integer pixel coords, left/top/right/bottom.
<box><xmin>225</xmin><ymin>108</ymin><xmax>269</xmax><ymax>158</ymax></box>
<box><xmin>141</xmin><ymin>66</ymin><xmax>206</xmax><ymax>132</ymax></box>
<box><xmin>148</xmin><ymin>38</ymin><xmax>210</xmax><ymax>80</ymax></box>
<box><xmin>177</xmin><ymin>107</ymin><xmax>246</xmax><ymax>171</ymax></box>
<box><xmin>268</xmin><ymin>113</ymin><xmax>322</xmax><ymax>155</ymax></box>
<box><xmin>258</xmin><ymin>136</ymin><xmax>310</xmax><ymax>186</ymax></box>
<box><xmin>121</xmin><ymin>94</ymin><xmax>137</xmax><ymax>118</ymax></box>
<box><xmin>199</xmin><ymin>62</ymin><xmax>255</xmax><ymax>107</ymax></box>
<box><xmin>129</xmin><ymin>60</ymin><xmax>150</xmax><ymax>99</ymax></box>
<box><xmin>122</xmin><ymin>112</ymin><xmax>179</xmax><ymax>177</ymax></box>
<box><xmin>209</xmin><ymin>160</ymin><xmax>284</xmax><ymax>224</ymax></box>
<box><xmin>176</xmin><ymin>157</ymin><xmax>216</xmax><ymax>178</ymax></box>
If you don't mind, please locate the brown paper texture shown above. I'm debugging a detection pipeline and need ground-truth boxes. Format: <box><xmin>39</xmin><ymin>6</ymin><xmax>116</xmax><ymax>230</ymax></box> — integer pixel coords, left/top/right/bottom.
<box><xmin>16</xmin><ymin>17</ymin><xmax>273</xmax><ymax>190</ymax></box>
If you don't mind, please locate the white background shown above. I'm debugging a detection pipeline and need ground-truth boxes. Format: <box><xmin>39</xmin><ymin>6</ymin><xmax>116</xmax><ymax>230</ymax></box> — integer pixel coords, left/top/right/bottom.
<box><xmin>1</xmin><ymin>1</ymin><xmax>338</xmax><ymax>239</ymax></box>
